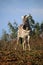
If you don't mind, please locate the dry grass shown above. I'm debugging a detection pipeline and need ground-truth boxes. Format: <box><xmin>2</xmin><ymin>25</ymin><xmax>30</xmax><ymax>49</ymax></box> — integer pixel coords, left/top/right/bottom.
<box><xmin>0</xmin><ymin>50</ymin><xmax>43</xmax><ymax>65</ymax></box>
<box><xmin>0</xmin><ymin>37</ymin><xmax>43</xmax><ymax>65</ymax></box>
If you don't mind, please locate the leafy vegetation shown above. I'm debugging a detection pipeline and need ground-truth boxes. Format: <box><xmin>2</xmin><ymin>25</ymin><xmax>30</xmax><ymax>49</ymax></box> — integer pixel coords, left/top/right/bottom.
<box><xmin>8</xmin><ymin>21</ymin><xmax>18</xmax><ymax>39</ymax></box>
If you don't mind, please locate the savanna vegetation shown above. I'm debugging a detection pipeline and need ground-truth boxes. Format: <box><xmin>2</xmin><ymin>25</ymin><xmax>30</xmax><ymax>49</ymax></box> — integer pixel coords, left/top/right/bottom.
<box><xmin>0</xmin><ymin>14</ymin><xmax>43</xmax><ymax>65</ymax></box>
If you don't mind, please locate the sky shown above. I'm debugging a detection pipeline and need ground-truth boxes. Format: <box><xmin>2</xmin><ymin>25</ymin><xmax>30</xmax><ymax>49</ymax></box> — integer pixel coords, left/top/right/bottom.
<box><xmin>0</xmin><ymin>0</ymin><xmax>43</xmax><ymax>37</ymax></box>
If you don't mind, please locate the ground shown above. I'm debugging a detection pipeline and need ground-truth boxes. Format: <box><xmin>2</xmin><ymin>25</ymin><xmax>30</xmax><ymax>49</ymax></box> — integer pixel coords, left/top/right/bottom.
<box><xmin>0</xmin><ymin>36</ymin><xmax>43</xmax><ymax>65</ymax></box>
<box><xmin>0</xmin><ymin>50</ymin><xmax>43</xmax><ymax>65</ymax></box>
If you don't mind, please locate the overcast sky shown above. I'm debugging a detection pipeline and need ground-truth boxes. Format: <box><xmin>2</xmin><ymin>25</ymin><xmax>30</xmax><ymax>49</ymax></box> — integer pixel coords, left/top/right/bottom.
<box><xmin>0</xmin><ymin>0</ymin><xmax>43</xmax><ymax>36</ymax></box>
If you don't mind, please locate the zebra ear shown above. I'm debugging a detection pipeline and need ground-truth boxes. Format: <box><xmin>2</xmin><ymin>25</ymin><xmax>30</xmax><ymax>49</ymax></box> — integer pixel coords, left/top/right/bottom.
<box><xmin>26</xmin><ymin>15</ymin><xmax>29</xmax><ymax>18</ymax></box>
<box><xmin>21</xmin><ymin>16</ymin><xmax>24</xmax><ymax>19</ymax></box>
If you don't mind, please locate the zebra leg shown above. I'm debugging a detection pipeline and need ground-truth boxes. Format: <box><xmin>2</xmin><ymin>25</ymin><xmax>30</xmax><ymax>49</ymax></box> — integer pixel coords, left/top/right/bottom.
<box><xmin>28</xmin><ymin>36</ymin><xmax>31</xmax><ymax>51</ymax></box>
<box><xmin>22</xmin><ymin>39</ymin><xmax>25</xmax><ymax>50</ymax></box>
<box><xmin>23</xmin><ymin>38</ymin><xmax>27</xmax><ymax>51</ymax></box>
